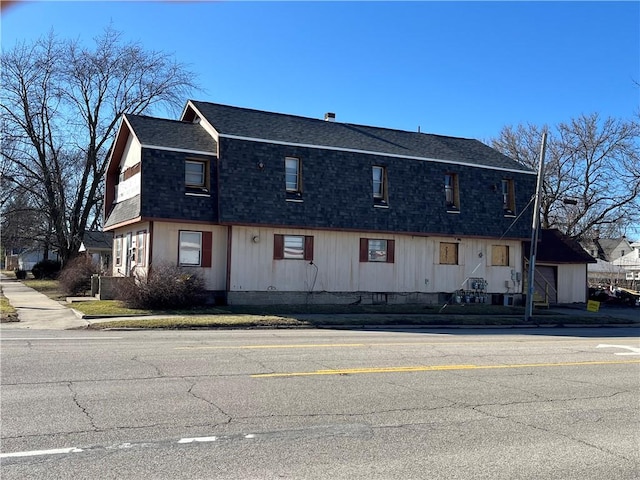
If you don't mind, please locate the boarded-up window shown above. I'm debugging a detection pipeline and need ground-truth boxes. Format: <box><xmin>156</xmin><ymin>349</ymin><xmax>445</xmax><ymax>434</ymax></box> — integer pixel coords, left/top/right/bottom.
<box><xmin>274</xmin><ymin>235</ymin><xmax>314</xmax><ymax>261</ymax></box>
<box><xmin>439</xmin><ymin>242</ymin><xmax>458</xmax><ymax>265</ymax></box>
<box><xmin>359</xmin><ymin>238</ymin><xmax>395</xmax><ymax>263</ymax></box>
<box><xmin>492</xmin><ymin>245</ymin><xmax>509</xmax><ymax>266</ymax></box>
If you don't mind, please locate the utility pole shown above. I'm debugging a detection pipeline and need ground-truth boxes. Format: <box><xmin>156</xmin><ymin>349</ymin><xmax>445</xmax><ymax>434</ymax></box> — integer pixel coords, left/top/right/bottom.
<box><xmin>525</xmin><ymin>132</ymin><xmax>547</xmax><ymax>322</ymax></box>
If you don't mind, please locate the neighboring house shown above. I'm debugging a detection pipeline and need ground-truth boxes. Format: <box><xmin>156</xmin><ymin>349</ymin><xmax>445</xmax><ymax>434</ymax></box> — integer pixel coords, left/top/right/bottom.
<box><xmin>613</xmin><ymin>248</ymin><xmax>640</xmax><ymax>288</ymax></box>
<box><xmin>524</xmin><ymin>229</ymin><xmax>596</xmax><ymax>304</ymax></box>
<box><xmin>103</xmin><ymin>101</ymin><xmax>536</xmax><ymax>305</ymax></box>
<box><xmin>18</xmin><ymin>250</ymin><xmax>43</xmax><ymax>271</ymax></box>
<box><xmin>582</xmin><ymin>237</ymin><xmax>633</xmax><ymax>262</ymax></box>
<box><xmin>5</xmin><ymin>247</ymin><xmax>58</xmax><ymax>271</ymax></box>
<box><xmin>588</xmin><ymin>259</ymin><xmax>628</xmax><ymax>286</ymax></box>
<box><xmin>79</xmin><ymin>231</ymin><xmax>113</xmax><ymax>273</ymax></box>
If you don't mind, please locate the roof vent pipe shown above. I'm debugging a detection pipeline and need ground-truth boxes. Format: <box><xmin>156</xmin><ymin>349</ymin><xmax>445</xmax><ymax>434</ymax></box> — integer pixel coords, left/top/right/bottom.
<box><xmin>324</xmin><ymin>112</ymin><xmax>335</xmax><ymax>122</ymax></box>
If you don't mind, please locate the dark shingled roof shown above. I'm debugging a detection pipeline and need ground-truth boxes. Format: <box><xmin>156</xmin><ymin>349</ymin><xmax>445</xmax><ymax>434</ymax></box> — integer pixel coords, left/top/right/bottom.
<box><xmin>104</xmin><ymin>196</ymin><xmax>141</xmax><ymax>229</ymax></box>
<box><xmin>81</xmin><ymin>231</ymin><xmax>113</xmax><ymax>250</ymax></box>
<box><xmin>125</xmin><ymin>114</ymin><xmax>217</xmax><ymax>154</ymax></box>
<box><xmin>524</xmin><ymin>229</ymin><xmax>597</xmax><ymax>264</ymax></box>
<box><xmin>187</xmin><ymin>101</ymin><xmax>532</xmax><ymax>172</ymax></box>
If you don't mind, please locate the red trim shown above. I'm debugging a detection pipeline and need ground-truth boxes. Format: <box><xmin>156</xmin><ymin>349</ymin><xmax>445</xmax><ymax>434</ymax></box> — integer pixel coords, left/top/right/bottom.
<box><xmin>202</xmin><ymin>231</ymin><xmax>213</xmax><ymax>268</ymax></box>
<box><xmin>304</xmin><ymin>236</ymin><xmax>314</xmax><ymax>261</ymax></box>
<box><xmin>387</xmin><ymin>240</ymin><xmax>395</xmax><ymax>263</ymax></box>
<box><xmin>359</xmin><ymin>238</ymin><xmax>368</xmax><ymax>262</ymax></box>
<box><xmin>273</xmin><ymin>234</ymin><xmax>284</xmax><ymax>260</ymax></box>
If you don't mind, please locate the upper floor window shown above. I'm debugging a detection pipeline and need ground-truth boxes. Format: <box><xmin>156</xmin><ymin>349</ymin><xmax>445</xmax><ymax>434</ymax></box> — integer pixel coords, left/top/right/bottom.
<box><xmin>502</xmin><ymin>179</ymin><xmax>515</xmax><ymax>215</ymax></box>
<box><xmin>372</xmin><ymin>166</ymin><xmax>388</xmax><ymax>205</ymax></box>
<box><xmin>491</xmin><ymin>245</ymin><xmax>509</xmax><ymax>266</ymax></box>
<box><xmin>185</xmin><ymin>159</ymin><xmax>208</xmax><ymax>191</ymax></box>
<box><xmin>439</xmin><ymin>242</ymin><xmax>459</xmax><ymax>265</ymax></box>
<box><xmin>285</xmin><ymin>157</ymin><xmax>301</xmax><ymax>195</ymax></box>
<box><xmin>445</xmin><ymin>173</ymin><xmax>459</xmax><ymax>211</ymax></box>
<box><xmin>274</xmin><ymin>234</ymin><xmax>314</xmax><ymax>261</ymax></box>
<box><xmin>360</xmin><ymin>238</ymin><xmax>395</xmax><ymax>263</ymax></box>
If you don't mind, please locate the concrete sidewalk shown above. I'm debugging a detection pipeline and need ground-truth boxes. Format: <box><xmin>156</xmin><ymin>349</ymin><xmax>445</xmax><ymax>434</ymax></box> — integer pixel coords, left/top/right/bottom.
<box><xmin>0</xmin><ymin>275</ymin><xmax>89</xmax><ymax>330</ymax></box>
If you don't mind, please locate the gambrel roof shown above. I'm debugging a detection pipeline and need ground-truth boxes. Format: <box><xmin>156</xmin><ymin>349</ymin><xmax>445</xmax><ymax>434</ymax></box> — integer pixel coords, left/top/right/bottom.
<box><xmin>182</xmin><ymin>101</ymin><xmax>534</xmax><ymax>173</ymax></box>
<box><xmin>124</xmin><ymin>114</ymin><xmax>217</xmax><ymax>154</ymax></box>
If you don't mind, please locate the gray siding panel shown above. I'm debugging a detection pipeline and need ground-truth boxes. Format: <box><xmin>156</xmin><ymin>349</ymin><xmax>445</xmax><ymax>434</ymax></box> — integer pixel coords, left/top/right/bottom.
<box><xmin>217</xmin><ymin>138</ymin><xmax>535</xmax><ymax>238</ymax></box>
<box><xmin>140</xmin><ymin>148</ymin><xmax>219</xmax><ymax>222</ymax></box>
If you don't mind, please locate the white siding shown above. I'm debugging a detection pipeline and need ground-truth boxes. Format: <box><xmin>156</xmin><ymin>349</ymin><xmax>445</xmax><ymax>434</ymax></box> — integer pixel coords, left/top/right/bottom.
<box><xmin>116</xmin><ymin>135</ymin><xmax>142</xmax><ymax>202</ymax></box>
<box><xmin>557</xmin><ymin>264</ymin><xmax>588</xmax><ymax>303</ymax></box>
<box><xmin>121</xmin><ymin>134</ymin><xmax>141</xmax><ymax>169</ymax></box>
<box><xmin>229</xmin><ymin>226</ymin><xmax>523</xmax><ymax>295</ymax></box>
<box><xmin>152</xmin><ymin>222</ymin><xmax>228</xmax><ymax>290</ymax></box>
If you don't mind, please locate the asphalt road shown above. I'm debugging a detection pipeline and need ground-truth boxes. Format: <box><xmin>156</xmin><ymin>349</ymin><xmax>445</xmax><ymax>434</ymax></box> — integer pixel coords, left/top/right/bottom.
<box><xmin>1</xmin><ymin>327</ymin><xmax>639</xmax><ymax>479</ymax></box>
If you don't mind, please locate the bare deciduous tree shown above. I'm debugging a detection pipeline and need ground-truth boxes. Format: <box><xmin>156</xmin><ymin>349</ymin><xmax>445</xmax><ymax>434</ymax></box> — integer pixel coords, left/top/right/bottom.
<box><xmin>1</xmin><ymin>27</ymin><xmax>198</xmax><ymax>265</ymax></box>
<box><xmin>491</xmin><ymin>113</ymin><xmax>640</xmax><ymax>240</ymax></box>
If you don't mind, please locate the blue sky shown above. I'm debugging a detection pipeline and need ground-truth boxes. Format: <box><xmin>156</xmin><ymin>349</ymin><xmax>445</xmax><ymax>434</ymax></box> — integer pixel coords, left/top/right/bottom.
<box><xmin>2</xmin><ymin>1</ymin><xmax>638</xmax><ymax>142</ymax></box>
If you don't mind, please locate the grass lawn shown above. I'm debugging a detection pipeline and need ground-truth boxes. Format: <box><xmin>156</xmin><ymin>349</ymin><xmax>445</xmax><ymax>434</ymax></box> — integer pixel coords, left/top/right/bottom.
<box><xmin>15</xmin><ymin>276</ymin><xmax>636</xmax><ymax>330</ymax></box>
<box><xmin>1</xmin><ymin>287</ymin><xmax>18</xmax><ymax>322</ymax></box>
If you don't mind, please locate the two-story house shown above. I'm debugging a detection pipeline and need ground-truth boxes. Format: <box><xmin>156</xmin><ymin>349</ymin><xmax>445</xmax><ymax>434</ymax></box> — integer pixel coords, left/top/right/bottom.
<box><xmin>103</xmin><ymin>101</ymin><xmax>536</xmax><ymax>305</ymax></box>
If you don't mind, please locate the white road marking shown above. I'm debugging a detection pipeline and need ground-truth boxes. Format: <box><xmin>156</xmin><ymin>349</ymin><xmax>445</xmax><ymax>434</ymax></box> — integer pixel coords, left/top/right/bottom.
<box><xmin>0</xmin><ymin>447</ymin><xmax>83</xmax><ymax>458</ymax></box>
<box><xmin>177</xmin><ymin>436</ymin><xmax>218</xmax><ymax>444</ymax></box>
<box><xmin>596</xmin><ymin>344</ymin><xmax>640</xmax><ymax>356</ymax></box>
<box><xmin>1</xmin><ymin>337</ymin><xmax>122</xmax><ymax>341</ymax></box>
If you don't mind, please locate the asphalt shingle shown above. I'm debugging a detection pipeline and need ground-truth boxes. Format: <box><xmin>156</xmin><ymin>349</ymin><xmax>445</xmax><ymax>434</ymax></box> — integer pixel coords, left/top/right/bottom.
<box><xmin>125</xmin><ymin>114</ymin><xmax>217</xmax><ymax>154</ymax></box>
<box><xmin>187</xmin><ymin>101</ymin><xmax>532</xmax><ymax>172</ymax></box>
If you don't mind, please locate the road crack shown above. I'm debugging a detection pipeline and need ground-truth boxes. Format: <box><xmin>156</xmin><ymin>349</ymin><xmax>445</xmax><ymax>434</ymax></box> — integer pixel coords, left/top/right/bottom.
<box><xmin>67</xmin><ymin>382</ymin><xmax>98</xmax><ymax>432</ymax></box>
<box><xmin>186</xmin><ymin>382</ymin><xmax>232</xmax><ymax>426</ymax></box>
<box><xmin>131</xmin><ymin>355</ymin><xmax>163</xmax><ymax>377</ymax></box>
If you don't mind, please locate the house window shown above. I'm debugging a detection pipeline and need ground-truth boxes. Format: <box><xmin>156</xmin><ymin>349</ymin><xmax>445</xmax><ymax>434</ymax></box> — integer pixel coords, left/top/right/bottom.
<box><xmin>502</xmin><ymin>179</ymin><xmax>515</xmax><ymax>215</ymax></box>
<box><xmin>114</xmin><ymin>235</ymin><xmax>123</xmax><ymax>267</ymax></box>
<box><xmin>491</xmin><ymin>245</ymin><xmax>509</xmax><ymax>266</ymax></box>
<box><xmin>360</xmin><ymin>238</ymin><xmax>395</xmax><ymax>263</ymax></box>
<box><xmin>136</xmin><ymin>230</ymin><xmax>147</xmax><ymax>267</ymax></box>
<box><xmin>179</xmin><ymin>230</ymin><xmax>212</xmax><ymax>267</ymax></box>
<box><xmin>372</xmin><ymin>166</ymin><xmax>388</xmax><ymax>205</ymax></box>
<box><xmin>445</xmin><ymin>173</ymin><xmax>459</xmax><ymax>211</ymax></box>
<box><xmin>185</xmin><ymin>159</ymin><xmax>208</xmax><ymax>190</ymax></box>
<box><xmin>274</xmin><ymin>234</ymin><xmax>314</xmax><ymax>261</ymax></box>
<box><xmin>439</xmin><ymin>242</ymin><xmax>458</xmax><ymax>265</ymax></box>
<box><xmin>285</xmin><ymin>157</ymin><xmax>301</xmax><ymax>194</ymax></box>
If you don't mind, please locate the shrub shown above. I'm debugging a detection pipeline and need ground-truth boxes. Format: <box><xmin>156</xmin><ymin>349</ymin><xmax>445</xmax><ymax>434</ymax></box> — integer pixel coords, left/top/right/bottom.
<box><xmin>58</xmin><ymin>256</ymin><xmax>100</xmax><ymax>296</ymax></box>
<box><xmin>14</xmin><ymin>269</ymin><xmax>27</xmax><ymax>280</ymax></box>
<box><xmin>116</xmin><ymin>264</ymin><xmax>207</xmax><ymax>310</ymax></box>
<box><xmin>32</xmin><ymin>259</ymin><xmax>61</xmax><ymax>279</ymax></box>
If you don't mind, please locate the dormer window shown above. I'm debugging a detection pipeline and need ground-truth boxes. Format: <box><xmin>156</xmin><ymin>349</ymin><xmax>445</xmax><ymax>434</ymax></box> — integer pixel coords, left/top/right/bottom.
<box><xmin>185</xmin><ymin>159</ymin><xmax>209</xmax><ymax>194</ymax></box>
<box><xmin>502</xmin><ymin>179</ymin><xmax>515</xmax><ymax>216</ymax></box>
<box><xmin>372</xmin><ymin>166</ymin><xmax>388</xmax><ymax>206</ymax></box>
<box><xmin>285</xmin><ymin>157</ymin><xmax>302</xmax><ymax>200</ymax></box>
<box><xmin>445</xmin><ymin>173</ymin><xmax>460</xmax><ymax>212</ymax></box>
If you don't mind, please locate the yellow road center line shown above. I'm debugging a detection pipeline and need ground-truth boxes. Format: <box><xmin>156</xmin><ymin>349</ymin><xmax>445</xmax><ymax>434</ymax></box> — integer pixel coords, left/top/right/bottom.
<box><xmin>251</xmin><ymin>359</ymin><xmax>640</xmax><ymax>378</ymax></box>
